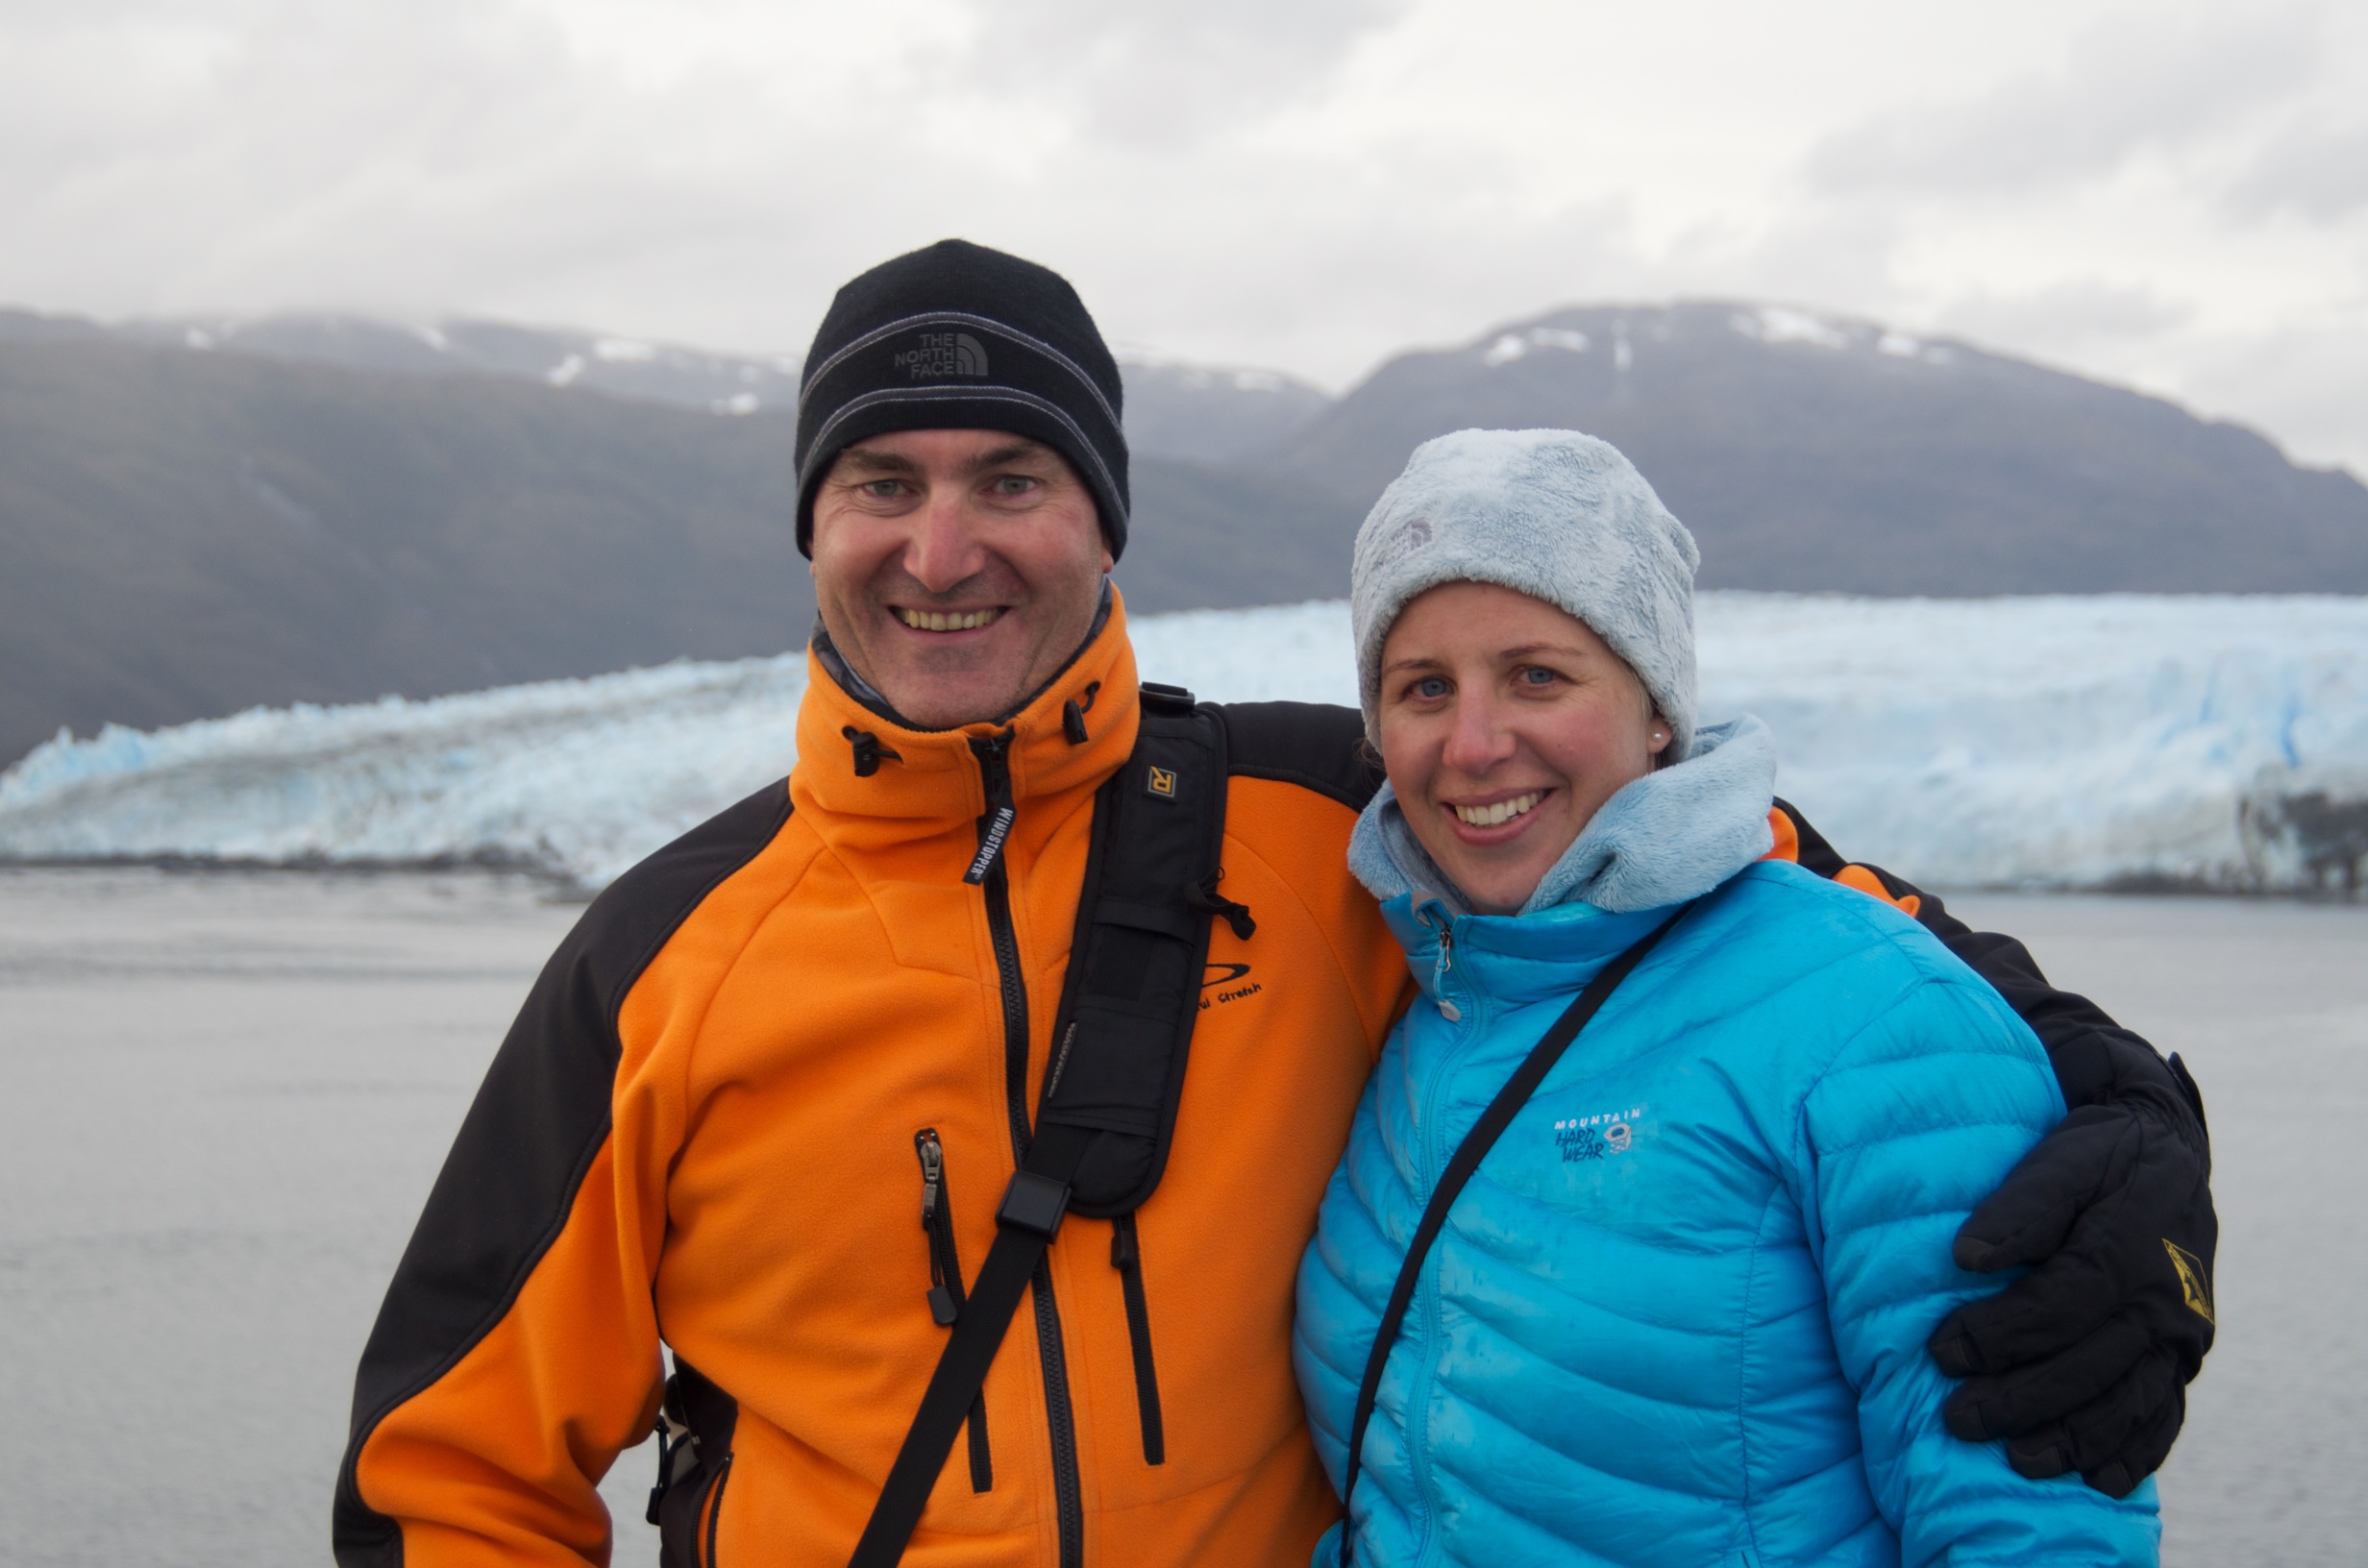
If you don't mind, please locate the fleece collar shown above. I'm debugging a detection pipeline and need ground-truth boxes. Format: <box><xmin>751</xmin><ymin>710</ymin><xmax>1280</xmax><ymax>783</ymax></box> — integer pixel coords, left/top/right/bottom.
<box><xmin>1349</xmin><ymin>715</ymin><xmax>1778</xmax><ymax>919</ymax></box>
<box><xmin>793</xmin><ymin>587</ymin><xmax>1141</xmax><ymax>840</ymax></box>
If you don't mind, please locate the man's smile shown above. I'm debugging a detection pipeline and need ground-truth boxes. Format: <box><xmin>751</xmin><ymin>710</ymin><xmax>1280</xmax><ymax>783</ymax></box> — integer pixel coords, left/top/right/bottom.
<box><xmin>893</xmin><ymin>605</ymin><xmax>1007</xmax><ymax>633</ymax></box>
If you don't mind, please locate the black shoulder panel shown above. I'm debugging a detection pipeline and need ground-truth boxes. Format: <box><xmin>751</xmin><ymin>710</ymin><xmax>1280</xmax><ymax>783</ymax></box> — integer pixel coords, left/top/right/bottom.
<box><xmin>333</xmin><ymin>780</ymin><xmax>795</xmax><ymax>1567</ymax></box>
<box><xmin>1772</xmin><ymin>796</ymin><xmax>1849</xmax><ymax>878</ymax></box>
<box><xmin>1217</xmin><ymin>701</ymin><xmax>1384</xmax><ymax>812</ymax></box>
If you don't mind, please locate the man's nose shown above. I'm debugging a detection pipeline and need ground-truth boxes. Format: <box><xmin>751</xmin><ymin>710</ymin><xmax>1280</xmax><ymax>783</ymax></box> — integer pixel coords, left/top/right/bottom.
<box><xmin>902</xmin><ymin>489</ymin><xmax>987</xmax><ymax>593</ymax></box>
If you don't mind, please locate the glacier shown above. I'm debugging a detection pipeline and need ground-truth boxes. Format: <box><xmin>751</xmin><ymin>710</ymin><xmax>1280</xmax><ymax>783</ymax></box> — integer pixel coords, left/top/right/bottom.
<box><xmin>2</xmin><ymin>594</ymin><xmax>2363</xmax><ymax>896</ymax></box>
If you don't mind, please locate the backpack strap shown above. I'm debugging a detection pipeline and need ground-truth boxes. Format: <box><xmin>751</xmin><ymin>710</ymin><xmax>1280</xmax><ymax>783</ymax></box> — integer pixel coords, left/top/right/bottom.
<box><xmin>1333</xmin><ymin>902</ymin><xmax>1691</xmax><ymax>1568</ymax></box>
<box><xmin>848</xmin><ymin>685</ymin><xmax>1232</xmax><ymax>1568</ymax></box>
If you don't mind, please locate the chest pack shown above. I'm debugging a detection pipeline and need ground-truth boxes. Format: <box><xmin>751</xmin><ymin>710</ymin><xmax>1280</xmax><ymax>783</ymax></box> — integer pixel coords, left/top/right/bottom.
<box><xmin>620</xmin><ymin>686</ymin><xmax>1249</xmax><ymax>1568</ymax></box>
<box><xmin>649</xmin><ymin>686</ymin><xmax>1241</xmax><ymax>1568</ymax></box>
<box><xmin>841</xmin><ymin>681</ymin><xmax>1246</xmax><ymax>1566</ymax></box>
<box><xmin>827</xmin><ymin>681</ymin><xmax>1243</xmax><ymax>1564</ymax></box>
<box><xmin>643</xmin><ymin>682</ymin><xmax>1247</xmax><ymax>1567</ymax></box>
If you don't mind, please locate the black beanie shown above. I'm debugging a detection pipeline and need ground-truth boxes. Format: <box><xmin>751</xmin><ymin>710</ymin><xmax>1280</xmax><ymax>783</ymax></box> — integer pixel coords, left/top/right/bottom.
<box><xmin>794</xmin><ymin>239</ymin><xmax>1129</xmax><ymax>560</ymax></box>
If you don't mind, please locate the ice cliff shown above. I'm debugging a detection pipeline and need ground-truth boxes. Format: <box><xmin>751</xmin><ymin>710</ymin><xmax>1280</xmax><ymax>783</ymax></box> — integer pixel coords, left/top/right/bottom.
<box><xmin>4</xmin><ymin>595</ymin><xmax>2362</xmax><ymax>896</ymax></box>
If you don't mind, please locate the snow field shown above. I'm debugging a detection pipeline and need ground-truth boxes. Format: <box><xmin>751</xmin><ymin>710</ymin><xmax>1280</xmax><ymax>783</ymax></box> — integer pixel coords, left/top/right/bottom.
<box><xmin>3</xmin><ymin>594</ymin><xmax>2363</xmax><ymax>894</ymax></box>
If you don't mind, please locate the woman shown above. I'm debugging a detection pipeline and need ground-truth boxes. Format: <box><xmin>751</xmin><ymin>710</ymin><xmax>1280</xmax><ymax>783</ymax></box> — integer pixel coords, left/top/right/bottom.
<box><xmin>1292</xmin><ymin>429</ymin><xmax>2159</xmax><ymax>1566</ymax></box>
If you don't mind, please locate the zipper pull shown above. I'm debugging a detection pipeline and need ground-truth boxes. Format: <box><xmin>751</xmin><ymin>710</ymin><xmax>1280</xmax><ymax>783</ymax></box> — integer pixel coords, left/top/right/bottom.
<box><xmin>1432</xmin><ymin>921</ymin><xmax>1462</xmax><ymax>1022</ymax></box>
<box><xmin>919</xmin><ymin>1132</ymin><xmax>943</xmax><ymax>1218</ymax></box>
<box><xmin>914</xmin><ymin>1130</ymin><xmax>959</xmax><ymax>1326</ymax></box>
<box><xmin>964</xmin><ymin>732</ymin><xmax>1018</xmax><ymax>885</ymax></box>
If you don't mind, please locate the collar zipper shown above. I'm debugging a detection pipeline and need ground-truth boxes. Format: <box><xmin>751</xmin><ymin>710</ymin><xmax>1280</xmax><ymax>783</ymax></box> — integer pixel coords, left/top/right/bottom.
<box><xmin>1426</xmin><ymin>909</ymin><xmax>1463</xmax><ymax>1022</ymax></box>
<box><xmin>966</xmin><ymin>731</ymin><xmax>1084</xmax><ymax>1568</ymax></box>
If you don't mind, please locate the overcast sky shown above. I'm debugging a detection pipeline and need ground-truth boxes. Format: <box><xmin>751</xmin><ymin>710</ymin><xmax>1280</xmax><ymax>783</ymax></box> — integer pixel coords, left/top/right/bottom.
<box><xmin>5</xmin><ymin>0</ymin><xmax>2365</xmax><ymax>471</ymax></box>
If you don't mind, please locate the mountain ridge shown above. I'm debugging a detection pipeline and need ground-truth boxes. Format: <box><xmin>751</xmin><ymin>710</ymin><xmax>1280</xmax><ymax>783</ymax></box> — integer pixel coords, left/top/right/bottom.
<box><xmin>4</xmin><ymin>299</ymin><xmax>2363</xmax><ymax>765</ymax></box>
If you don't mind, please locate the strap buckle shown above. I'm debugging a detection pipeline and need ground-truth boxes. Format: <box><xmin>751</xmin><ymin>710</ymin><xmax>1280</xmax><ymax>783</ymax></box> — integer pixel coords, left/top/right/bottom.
<box><xmin>1138</xmin><ymin>681</ymin><xmax>1196</xmax><ymax>715</ymax></box>
<box><xmin>997</xmin><ymin>1170</ymin><xmax>1072</xmax><ymax>1239</ymax></box>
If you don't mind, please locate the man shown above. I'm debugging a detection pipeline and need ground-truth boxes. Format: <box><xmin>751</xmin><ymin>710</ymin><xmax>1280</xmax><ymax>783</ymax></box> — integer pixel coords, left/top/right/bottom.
<box><xmin>335</xmin><ymin>240</ymin><xmax>2215</xmax><ymax>1567</ymax></box>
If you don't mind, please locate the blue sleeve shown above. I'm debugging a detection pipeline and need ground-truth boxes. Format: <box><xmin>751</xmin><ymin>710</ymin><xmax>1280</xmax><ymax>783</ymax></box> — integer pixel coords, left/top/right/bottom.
<box><xmin>1797</xmin><ymin>970</ymin><xmax>2161</xmax><ymax>1568</ymax></box>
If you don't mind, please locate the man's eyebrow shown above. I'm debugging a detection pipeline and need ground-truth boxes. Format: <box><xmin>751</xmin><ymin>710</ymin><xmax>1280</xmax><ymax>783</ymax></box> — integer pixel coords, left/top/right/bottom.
<box><xmin>967</xmin><ymin>440</ymin><xmax>1054</xmax><ymax>472</ymax></box>
<box><xmin>835</xmin><ymin>448</ymin><xmax>922</xmax><ymax>476</ymax></box>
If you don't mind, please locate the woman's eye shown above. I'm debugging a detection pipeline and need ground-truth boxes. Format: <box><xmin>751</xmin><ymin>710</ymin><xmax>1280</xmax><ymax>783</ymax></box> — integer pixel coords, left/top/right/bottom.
<box><xmin>1413</xmin><ymin>676</ymin><xmax>1450</xmax><ymax>699</ymax></box>
<box><xmin>1517</xmin><ymin>666</ymin><xmax>1558</xmax><ymax>688</ymax></box>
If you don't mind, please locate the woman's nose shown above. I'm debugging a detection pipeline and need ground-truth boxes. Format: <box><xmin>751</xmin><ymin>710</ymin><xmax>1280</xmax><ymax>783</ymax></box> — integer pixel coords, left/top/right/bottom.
<box><xmin>1442</xmin><ymin>692</ymin><xmax>1516</xmax><ymax>773</ymax></box>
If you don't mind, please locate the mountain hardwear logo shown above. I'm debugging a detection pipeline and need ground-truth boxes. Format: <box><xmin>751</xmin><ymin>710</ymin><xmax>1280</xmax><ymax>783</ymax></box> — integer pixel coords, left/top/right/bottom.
<box><xmin>895</xmin><ymin>331</ymin><xmax>990</xmax><ymax>379</ymax></box>
<box><xmin>2163</xmin><ymin>1238</ymin><xmax>2215</xmax><ymax>1325</ymax></box>
<box><xmin>1556</xmin><ymin>1106</ymin><xmax>1642</xmax><ymax>1163</ymax></box>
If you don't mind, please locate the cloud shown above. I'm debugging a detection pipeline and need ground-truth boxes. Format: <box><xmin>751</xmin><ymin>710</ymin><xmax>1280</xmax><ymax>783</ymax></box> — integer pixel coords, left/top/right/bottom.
<box><xmin>2170</xmin><ymin>319</ymin><xmax>2368</xmax><ymax>472</ymax></box>
<box><xmin>2224</xmin><ymin>118</ymin><xmax>2368</xmax><ymax>222</ymax></box>
<box><xmin>1807</xmin><ymin>6</ymin><xmax>2321</xmax><ymax>197</ymax></box>
<box><xmin>960</xmin><ymin>0</ymin><xmax>1410</xmax><ymax>146</ymax></box>
<box><xmin>1934</xmin><ymin>281</ymin><xmax>2194</xmax><ymax>356</ymax></box>
<box><xmin>0</xmin><ymin>0</ymin><xmax>2360</xmax><ymax>473</ymax></box>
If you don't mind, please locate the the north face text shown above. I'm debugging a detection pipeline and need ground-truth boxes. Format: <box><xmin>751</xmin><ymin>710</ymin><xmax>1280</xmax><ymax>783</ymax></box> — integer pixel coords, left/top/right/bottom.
<box><xmin>894</xmin><ymin>331</ymin><xmax>990</xmax><ymax>379</ymax></box>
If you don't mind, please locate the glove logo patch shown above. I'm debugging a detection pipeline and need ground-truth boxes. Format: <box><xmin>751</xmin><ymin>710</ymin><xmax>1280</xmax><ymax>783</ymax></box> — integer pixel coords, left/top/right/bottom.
<box><xmin>2163</xmin><ymin>1238</ymin><xmax>2215</xmax><ymax>1325</ymax></box>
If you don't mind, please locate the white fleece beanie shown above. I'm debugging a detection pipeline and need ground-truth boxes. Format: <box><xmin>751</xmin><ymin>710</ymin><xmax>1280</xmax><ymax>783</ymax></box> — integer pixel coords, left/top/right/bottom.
<box><xmin>1351</xmin><ymin>428</ymin><xmax>1702</xmax><ymax>758</ymax></box>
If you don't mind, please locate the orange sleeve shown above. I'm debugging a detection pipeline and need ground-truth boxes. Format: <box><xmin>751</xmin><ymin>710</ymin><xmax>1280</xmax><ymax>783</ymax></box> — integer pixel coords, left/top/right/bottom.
<box><xmin>353</xmin><ymin>1138</ymin><xmax>667</xmax><ymax>1566</ymax></box>
<box><xmin>1764</xmin><ymin>804</ymin><xmax>1921</xmax><ymax>916</ymax></box>
<box><xmin>1834</xmin><ymin>863</ymin><xmax>1922</xmax><ymax>918</ymax></box>
<box><xmin>333</xmin><ymin>782</ymin><xmax>795</xmax><ymax>1568</ymax></box>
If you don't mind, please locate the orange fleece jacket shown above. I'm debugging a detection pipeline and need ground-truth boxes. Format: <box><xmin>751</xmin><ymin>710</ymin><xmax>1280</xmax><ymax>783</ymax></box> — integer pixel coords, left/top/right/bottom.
<box><xmin>337</xmin><ymin>595</ymin><xmax>1414</xmax><ymax>1568</ymax></box>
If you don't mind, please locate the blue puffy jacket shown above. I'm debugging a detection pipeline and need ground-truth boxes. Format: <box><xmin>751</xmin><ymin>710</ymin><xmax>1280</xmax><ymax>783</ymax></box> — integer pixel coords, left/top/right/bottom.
<box><xmin>1294</xmin><ymin>818</ymin><xmax>2161</xmax><ymax>1565</ymax></box>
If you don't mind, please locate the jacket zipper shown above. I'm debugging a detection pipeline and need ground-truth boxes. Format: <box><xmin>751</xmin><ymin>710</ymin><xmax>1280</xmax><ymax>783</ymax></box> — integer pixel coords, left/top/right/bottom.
<box><xmin>1109</xmin><ymin>1213</ymin><xmax>1167</xmax><ymax>1464</ymax></box>
<box><xmin>1431</xmin><ymin>917</ymin><xmax>1461</xmax><ymax>1021</ymax></box>
<box><xmin>1406</xmin><ymin>907</ymin><xmax>1468</xmax><ymax>1556</ymax></box>
<box><xmin>915</xmin><ymin>1128</ymin><xmax>994</xmax><ymax>1492</ymax></box>
<box><xmin>700</xmin><ymin>1452</ymin><xmax>733</xmax><ymax>1568</ymax></box>
<box><xmin>969</xmin><ymin>732</ymin><xmax>1086</xmax><ymax>1568</ymax></box>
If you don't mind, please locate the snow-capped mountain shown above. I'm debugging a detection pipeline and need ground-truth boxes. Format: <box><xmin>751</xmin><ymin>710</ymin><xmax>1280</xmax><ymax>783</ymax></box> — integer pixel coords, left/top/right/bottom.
<box><xmin>7</xmin><ymin>300</ymin><xmax>2367</xmax><ymax>770</ymax></box>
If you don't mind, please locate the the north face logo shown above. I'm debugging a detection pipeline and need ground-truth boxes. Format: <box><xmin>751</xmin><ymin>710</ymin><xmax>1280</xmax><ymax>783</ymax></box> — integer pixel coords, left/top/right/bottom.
<box><xmin>895</xmin><ymin>331</ymin><xmax>990</xmax><ymax>379</ymax></box>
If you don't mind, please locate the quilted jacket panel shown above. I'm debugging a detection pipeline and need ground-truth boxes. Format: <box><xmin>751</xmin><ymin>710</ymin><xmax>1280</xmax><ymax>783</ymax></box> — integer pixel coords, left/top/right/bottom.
<box><xmin>1293</xmin><ymin>862</ymin><xmax>2161</xmax><ymax>1568</ymax></box>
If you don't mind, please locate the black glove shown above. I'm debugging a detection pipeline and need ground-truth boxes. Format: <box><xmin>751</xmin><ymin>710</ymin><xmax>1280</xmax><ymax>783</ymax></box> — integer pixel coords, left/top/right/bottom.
<box><xmin>1928</xmin><ymin>1059</ymin><xmax>2215</xmax><ymax>1498</ymax></box>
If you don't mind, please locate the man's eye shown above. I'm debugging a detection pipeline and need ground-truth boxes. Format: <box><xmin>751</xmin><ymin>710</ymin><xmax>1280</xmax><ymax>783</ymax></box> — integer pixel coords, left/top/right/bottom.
<box><xmin>990</xmin><ymin>476</ymin><xmax>1038</xmax><ymax>497</ymax></box>
<box><xmin>861</xmin><ymin>479</ymin><xmax>904</xmax><ymax>499</ymax></box>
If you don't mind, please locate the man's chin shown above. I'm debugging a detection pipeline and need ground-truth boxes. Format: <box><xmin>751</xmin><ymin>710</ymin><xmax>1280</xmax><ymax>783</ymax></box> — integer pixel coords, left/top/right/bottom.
<box><xmin>867</xmin><ymin>662</ymin><xmax>1033</xmax><ymax>731</ymax></box>
<box><xmin>835</xmin><ymin>608</ymin><xmax>1093</xmax><ymax>729</ymax></box>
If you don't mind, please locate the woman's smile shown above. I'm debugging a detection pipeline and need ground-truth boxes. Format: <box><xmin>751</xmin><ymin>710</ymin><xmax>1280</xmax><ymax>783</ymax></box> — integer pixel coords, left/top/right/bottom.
<box><xmin>1445</xmin><ymin>788</ymin><xmax>1550</xmax><ymax>833</ymax></box>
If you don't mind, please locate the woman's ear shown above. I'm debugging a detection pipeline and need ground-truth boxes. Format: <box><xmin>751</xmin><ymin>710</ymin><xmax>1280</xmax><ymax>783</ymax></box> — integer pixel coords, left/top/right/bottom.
<box><xmin>1647</xmin><ymin>712</ymin><xmax>1674</xmax><ymax>763</ymax></box>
